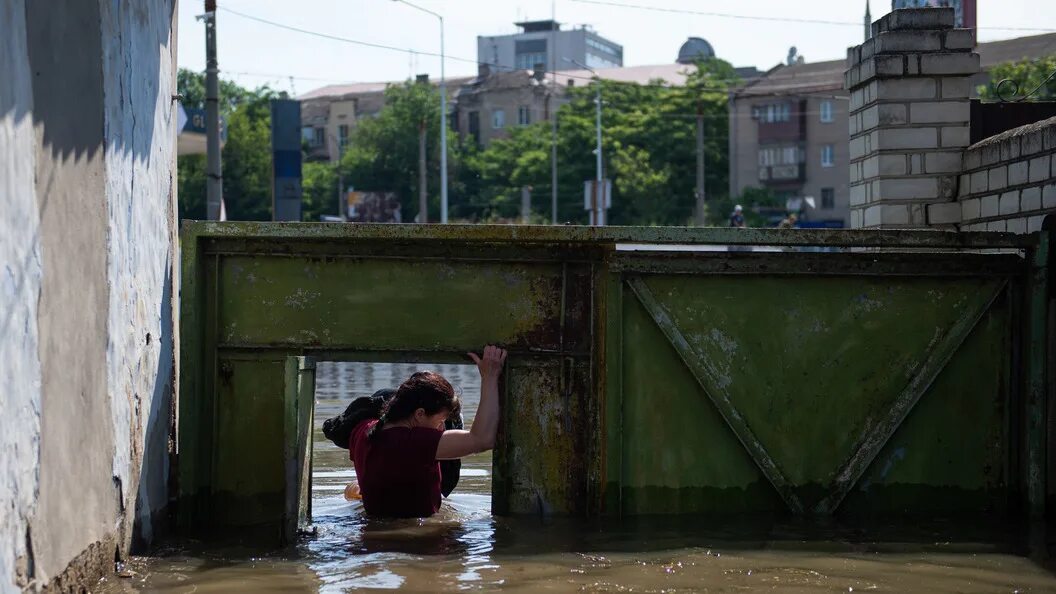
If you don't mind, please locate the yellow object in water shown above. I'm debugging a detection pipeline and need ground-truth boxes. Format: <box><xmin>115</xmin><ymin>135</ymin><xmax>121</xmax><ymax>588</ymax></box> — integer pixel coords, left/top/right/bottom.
<box><xmin>344</xmin><ymin>482</ymin><xmax>362</xmax><ymax>501</ymax></box>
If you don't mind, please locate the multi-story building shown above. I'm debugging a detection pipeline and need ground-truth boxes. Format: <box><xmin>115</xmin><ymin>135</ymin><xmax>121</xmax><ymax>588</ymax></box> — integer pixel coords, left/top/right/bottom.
<box><xmin>478</xmin><ymin>20</ymin><xmax>623</xmax><ymax>72</ymax></box>
<box><xmin>452</xmin><ymin>65</ymin><xmax>565</xmax><ymax>147</ymax></box>
<box><xmin>729</xmin><ymin>31</ymin><xmax>1056</xmax><ymax>228</ymax></box>
<box><xmin>299</xmin><ymin>77</ymin><xmax>471</xmax><ymax>162</ymax></box>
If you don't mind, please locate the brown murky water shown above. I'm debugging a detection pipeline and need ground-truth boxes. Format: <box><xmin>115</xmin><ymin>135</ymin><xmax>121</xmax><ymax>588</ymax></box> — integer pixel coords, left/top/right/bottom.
<box><xmin>102</xmin><ymin>362</ymin><xmax>1056</xmax><ymax>593</ymax></box>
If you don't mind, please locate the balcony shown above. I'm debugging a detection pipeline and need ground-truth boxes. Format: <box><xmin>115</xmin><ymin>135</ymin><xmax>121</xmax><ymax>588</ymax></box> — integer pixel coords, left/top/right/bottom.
<box><xmin>758</xmin><ymin>163</ymin><xmax>806</xmax><ymax>185</ymax></box>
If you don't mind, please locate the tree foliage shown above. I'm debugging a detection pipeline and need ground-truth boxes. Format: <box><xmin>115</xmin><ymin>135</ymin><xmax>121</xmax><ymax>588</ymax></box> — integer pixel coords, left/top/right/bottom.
<box><xmin>338</xmin><ymin>80</ymin><xmax>459</xmax><ymax>222</ymax></box>
<box><xmin>979</xmin><ymin>55</ymin><xmax>1056</xmax><ymax>101</ymax></box>
<box><xmin>176</xmin><ymin>69</ymin><xmax>288</xmax><ymax>221</ymax></box>
<box><xmin>177</xmin><ymin>59</ymin><xmax>744</xmax><ymax>226</ymax></box>
<box><xmin>459</xmin><ymin>58</ymin><xmax>738</xmax><ymax>225</ymax></box>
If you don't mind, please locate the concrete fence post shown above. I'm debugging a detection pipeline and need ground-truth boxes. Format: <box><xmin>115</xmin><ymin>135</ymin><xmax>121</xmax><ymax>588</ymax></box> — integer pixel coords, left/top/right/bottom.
<box><xmin>845</xmin><ymin>7</ymin><xmax>979</xmax><ymax>229</ymax></box>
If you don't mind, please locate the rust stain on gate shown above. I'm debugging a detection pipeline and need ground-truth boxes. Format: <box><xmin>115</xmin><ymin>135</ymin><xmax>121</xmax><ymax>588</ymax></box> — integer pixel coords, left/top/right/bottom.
<box><xmin>177</xmin><ymin>222</ymin><xmax>1049</xmax><ymax>535</ymax></box>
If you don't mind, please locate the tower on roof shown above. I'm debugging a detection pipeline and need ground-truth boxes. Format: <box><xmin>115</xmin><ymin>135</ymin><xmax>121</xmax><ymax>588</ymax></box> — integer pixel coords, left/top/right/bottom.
<box><xmin>477</xmin><ymin>18</ymin><xmax>622</xmax><ymax>71</ymax></box>
<box><xmin>865</xmin><ymin>0</ymin><xmax>873</xmax><ymax>42</ymax></box>
<box><xmin>676</xmin><ymin>37</ymin><xmax>716</xmax><ymax>64</ymax></box>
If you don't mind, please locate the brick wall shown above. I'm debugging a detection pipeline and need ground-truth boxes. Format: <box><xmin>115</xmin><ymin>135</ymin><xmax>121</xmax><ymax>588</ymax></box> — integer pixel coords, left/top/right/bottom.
<box><xmin>845</xmin><ymin>7</ymin><xmax>978</xmax><ymax>229</ymax></box>
<box><xmin>946</xmin><ymin>116</ymin><xmax>1056</xmax><ymax>232</ymax></box>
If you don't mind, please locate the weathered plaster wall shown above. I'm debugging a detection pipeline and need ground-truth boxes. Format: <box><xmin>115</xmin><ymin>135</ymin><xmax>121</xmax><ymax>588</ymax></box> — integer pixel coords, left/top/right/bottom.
<box><xmin>0</xmin><ymin>0</ymin><xmax>42</xmax><ymax>591</ymax></box>
<box><xmin>25</xmin><ymin>1</ymin><xmax>118</xmax><ymax>582</ymax></box>
<box><xmin>99</xmin><ymin>0</ymin><xmax>178</xmax><ymax>549</ymax></box>
<box><xmin>0</xmin><ymin>1</ymin><xmax>177</xmax><ymax>591</ymax></box>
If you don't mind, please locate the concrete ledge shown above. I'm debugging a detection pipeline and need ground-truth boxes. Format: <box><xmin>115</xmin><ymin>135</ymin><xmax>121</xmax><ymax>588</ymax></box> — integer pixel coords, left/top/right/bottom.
<box><xmin>966</xmin><ymin>116</ymin><xmax>1056</xmax><ymax>167</ymax></box>
<box><xmin>872</xmin><ymin>7</ymin><xmax>955</xmax><ymax>36</ymax></box>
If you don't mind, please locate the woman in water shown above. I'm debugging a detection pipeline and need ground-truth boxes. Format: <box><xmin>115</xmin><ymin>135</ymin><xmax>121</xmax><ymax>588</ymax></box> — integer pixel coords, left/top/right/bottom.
<box><xmin>347</xmin><ymin>345</ymin><xmax>507</xmax><ymax>518</ymax></box>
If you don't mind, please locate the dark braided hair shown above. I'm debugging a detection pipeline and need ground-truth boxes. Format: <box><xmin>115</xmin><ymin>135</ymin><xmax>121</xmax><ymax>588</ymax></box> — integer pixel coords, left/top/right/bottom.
<box><xmin>368</xmin><ymin>371</ymin><xmax>460</xmax><ymax>440</ymax></box>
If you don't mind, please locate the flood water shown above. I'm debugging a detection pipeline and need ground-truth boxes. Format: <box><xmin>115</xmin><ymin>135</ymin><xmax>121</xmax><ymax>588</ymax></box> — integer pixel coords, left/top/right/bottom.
<box><xmin>103</xmin><ymin>362</ymin><xmax>1056</xmax><ymax>593</ymax></box>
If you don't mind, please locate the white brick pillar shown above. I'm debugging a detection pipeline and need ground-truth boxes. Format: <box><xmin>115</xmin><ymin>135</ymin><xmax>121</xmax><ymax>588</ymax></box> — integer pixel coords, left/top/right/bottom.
<box><xmin>845</xmin><ymin>7</ymin><xmax>979</xmax><ymax>229</ymax></box>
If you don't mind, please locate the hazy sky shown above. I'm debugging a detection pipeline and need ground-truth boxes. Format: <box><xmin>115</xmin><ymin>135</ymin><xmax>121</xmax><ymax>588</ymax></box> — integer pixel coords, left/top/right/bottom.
<box><xmin>176</xmin><ymin>0</ymin><xmax>1056</xmax><ymax>95</ymax></box>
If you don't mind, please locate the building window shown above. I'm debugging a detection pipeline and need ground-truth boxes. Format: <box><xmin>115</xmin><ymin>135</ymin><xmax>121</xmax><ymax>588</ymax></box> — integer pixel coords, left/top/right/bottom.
<box><xmin>338</xmin><ymin>124</ymin><xmax>350</xmax><ymax>152</ymax></box>
<box><xmin>821</xmin><ymin>144</ymin><xmax>834</xmax><ymax>167</ymax></box>
<box><xmin>518</xmin><ymin>106</ymin><xmax>531</xmax><ymax>126</ymax></box>
<box><xmin>756</xmin><ymin>102</ymin><xmax>792</xmax><ymax>123</ymax></box>
<box><xmin>820</xmin><ymin>100</ymin><xmax>834</xmax><ymax>123</ymax></box>
<box><xmin>516</xmin><ymin>52</ymin><xmax>548</xmax><ymax>70</ymax></box>
<box><xmin>492</xmin><ymin>109</ymin><xmax>505</xmax><ymax>129</ymax></box>
<box><xmin>468</xmin><ymin>111</ymin><xmax>480</xmax><ymax>144</ymax></box>
<box><xmin>758</xmin><ymin>145</ymin><xmax>803</xmax><ymax>167</ymax></box>
<box><xmin>585</xmin><ymin>53</ymin><xmax>620</xmax><ymax>69</ymax></box>
<box><xmin>821</xmin><ymin>188</ymin><xmax>835</xmax><ymax>209</ymax></box>
<box><xmin>311</xmin><ymin>127</ymin><xmax>325</xmax><ymax>148</ymax></box>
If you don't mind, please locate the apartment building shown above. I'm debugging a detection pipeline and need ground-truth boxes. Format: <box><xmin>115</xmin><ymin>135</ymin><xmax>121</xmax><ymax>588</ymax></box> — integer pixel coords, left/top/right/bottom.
<box><xmin>729</xmin><ymin>32</ymin><xmax>1056</xmax><ymax>228</ymax></box>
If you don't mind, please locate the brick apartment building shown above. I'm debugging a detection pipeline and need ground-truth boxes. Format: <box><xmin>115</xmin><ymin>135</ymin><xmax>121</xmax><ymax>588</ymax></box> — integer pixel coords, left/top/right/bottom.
<box><xmin>729</xmin><ymin>32</ymin><xmax>1056</xmax><ymax>227</ymax></box>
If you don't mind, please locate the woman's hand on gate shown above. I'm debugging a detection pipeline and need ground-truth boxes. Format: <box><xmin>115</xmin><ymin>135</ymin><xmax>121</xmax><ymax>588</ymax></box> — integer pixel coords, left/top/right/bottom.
<box><xmin>468</xmin><ymin>345</ymin><xmax>507</xmax><ymax>383</ymax></box>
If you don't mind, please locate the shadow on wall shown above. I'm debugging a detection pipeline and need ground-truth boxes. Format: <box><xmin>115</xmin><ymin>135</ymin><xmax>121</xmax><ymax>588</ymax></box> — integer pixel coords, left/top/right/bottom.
<box><xmin>22</xmin><ymin>0</ymin><xmax>168</xmax><ymax>163</ymax></box>
<box><xmin>132</xmin><ymin>266</ymin><xmax>174</xmax><ymax>549</ymax></box>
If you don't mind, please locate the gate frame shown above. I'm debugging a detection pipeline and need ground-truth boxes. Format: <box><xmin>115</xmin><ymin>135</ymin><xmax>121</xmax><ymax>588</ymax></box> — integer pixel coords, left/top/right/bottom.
<box><xmin>177</xmin><ymin>221</ymin><xmax>1045</xmax><ymax>530</ymax></box>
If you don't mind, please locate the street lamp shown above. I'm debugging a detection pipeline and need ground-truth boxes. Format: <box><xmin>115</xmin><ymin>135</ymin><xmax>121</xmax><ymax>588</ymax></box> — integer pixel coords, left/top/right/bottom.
<box><xmin>565</xmin><ymin>58</ymin><xmax>604</xmax><ymax>225</ymax></box>
<box><xmin>391</xmin><ymin>0</ymin><xmax>448</xmax><ymax>223</ymax></box>
<box><xmin>329</xmin><ymin>133</ymin><xmax>347</xmax><ymax>220</ymax></box>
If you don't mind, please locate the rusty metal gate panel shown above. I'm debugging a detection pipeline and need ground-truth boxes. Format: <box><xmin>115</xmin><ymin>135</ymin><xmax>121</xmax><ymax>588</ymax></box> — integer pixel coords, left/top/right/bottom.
<box><xmin>612</xmin><ymin>262</ymin><xmax>1014</xmax><ymax>516</ymax></box>
<box><xmin>177</xmin><ymin>222</ymin><xmax>1046</xmax><ymax>536</ymax></box>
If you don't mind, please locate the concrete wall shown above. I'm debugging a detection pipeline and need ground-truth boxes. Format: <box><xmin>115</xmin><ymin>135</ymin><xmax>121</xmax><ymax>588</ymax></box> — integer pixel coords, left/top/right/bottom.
<box><xmin>0</xmin><ymin>1</ymin><xmax>42</xmax><ymax>590</ymax></box>
<box><xmin>0</xmin><ymin>1</ymin><xmax>178</xmax><ymax>591</ymax></box>
<box><xmin>946</xmin><ymin>117</ymin><xmax>1056</xmax><ymax>232</ymax></box>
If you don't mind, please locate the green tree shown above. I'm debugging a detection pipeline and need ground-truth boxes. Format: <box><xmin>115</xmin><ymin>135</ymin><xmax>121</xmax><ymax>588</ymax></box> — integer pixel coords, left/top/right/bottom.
<box><xmin>461</xmin><ymin>58</ymin><xmax>737</xmax><ymax>225</ymax></box>
<box><xmin>979</xmin><ymin>55</ymin><xmax>1056</xmax><ymax>101</ymax></box>
<box><xmin>302</xmin><ymin>160</ymin><xmax>339</xmax><ymax>222</ymax></box>
<box><xmin>338</xmin><ymin>80</ymin><xmax>459</xmax><ymax>222</ymax></box>
<box><xmin>176</xmin><ymin>68</ymin><xmax>287</xmax><ymax>221</ymax></box>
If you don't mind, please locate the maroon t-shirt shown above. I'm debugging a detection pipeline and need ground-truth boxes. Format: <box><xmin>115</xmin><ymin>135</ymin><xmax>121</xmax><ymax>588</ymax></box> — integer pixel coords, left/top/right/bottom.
<box><xmin>349</xmin><ymin>419</ymin><xmax>444</xmax><ymax>518</ymax></box>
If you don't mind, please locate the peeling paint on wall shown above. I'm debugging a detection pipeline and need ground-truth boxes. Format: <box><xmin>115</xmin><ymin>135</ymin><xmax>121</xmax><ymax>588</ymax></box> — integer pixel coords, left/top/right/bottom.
<box><xmin>0</xmin><ymin>2</ymin><xmax>42</xmax><ymax>591</ymax></box>
<box><xmin>99</xmin><ymin>0</ymin><xmax>177</xmax><ymax>549</ymax></box>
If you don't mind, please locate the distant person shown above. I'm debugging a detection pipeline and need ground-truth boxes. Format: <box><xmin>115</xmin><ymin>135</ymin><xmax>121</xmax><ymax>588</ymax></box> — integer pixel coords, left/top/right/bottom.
<box><xmin>729</xmin><ymin>204</ymin><xmax>746</xmax><ymax>228</ymax></box>
<box><xmin>323</xmin><ymin>345</ymin><xmax>507</xmax><ymax>518</ymax></box>
<box><xmin>778</xmin><ymin>213</ymin><xmax>798</xmax><ymax>229</ymax></box>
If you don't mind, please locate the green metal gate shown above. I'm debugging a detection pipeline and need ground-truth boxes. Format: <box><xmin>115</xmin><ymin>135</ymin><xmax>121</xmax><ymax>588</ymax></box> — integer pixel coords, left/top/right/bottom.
<box><xmin>176</xmin><ymin>222</ymin><xmax>1048</xmax><ymax>534</ymax></box>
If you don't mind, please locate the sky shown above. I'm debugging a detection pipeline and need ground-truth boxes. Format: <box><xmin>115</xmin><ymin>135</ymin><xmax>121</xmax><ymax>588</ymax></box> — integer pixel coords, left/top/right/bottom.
<box><xmin>177</xmin><ymin>0</ymin><xmax>1056</xmax><ymax>96</ymax></box>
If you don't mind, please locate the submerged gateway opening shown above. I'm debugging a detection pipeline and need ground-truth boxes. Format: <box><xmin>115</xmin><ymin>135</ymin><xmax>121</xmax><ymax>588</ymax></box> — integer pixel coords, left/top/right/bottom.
<box><xmin>311</xmin><ymin>362</ymin><xmax>491</xmax><ymax>522</ymax></box>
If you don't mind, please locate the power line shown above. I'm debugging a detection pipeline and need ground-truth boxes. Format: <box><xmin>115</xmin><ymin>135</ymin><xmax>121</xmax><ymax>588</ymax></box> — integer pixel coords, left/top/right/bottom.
<box><xmin>224</xmin><ymin>70</ymin><xmax>350</xmax><ymax>83</ymax></box>
<box><xmin>217</xmin><ymin>7</ymin><xmax>868</xmax><ymax>100</ymax></box>
<box><xmin>570</xmin><ymin>0</ymin><xmax>860</xmax><ymax>27</ymax></box>
<box><xmin>217</xmin><ymin>6</ymin><xmax>742</xmax><ymax>93</ymax></box>
<box><xmin>568</xmin><ymin>0</ymin><xmax>1056</xmax><ymax>32</ymax></box>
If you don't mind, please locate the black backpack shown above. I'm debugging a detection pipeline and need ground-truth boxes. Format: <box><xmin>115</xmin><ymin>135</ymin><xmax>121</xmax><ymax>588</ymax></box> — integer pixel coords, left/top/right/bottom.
<box><xmin>322</xmin><ymin>389</ymin><xmax>463</xmax><ymax>497</ymax></box>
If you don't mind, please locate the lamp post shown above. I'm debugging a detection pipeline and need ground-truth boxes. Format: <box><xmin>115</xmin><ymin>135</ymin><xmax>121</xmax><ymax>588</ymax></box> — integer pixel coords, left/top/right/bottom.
<box><xmin>329</xmin><ymin>133</ymin><xmax>347</xmax><ymax>219</ymax></box>
<box><xmin>392</xmin><ymin>0</ymin><xmax>448</xmax><ymax>223</ymax></box>
<box><xmin>566</xmin><ymin>58</ymin><xmax>604</xmax><ymax>225</ymax></box>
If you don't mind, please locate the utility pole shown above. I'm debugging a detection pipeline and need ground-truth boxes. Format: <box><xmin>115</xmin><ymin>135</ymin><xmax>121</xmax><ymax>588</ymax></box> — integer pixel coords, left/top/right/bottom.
<box><xmin>337</xmin><ymin>170</ymin><xmax>345</xmax><ymax>220</ymax></box>
<box><xmin>418</xmin><ymin>120</ymin><xmax>427</xmax><ymax>223</ymax></box>
<box><xmin>439</xmin><ymin>20</ymin><xmax>447</xmax><ymax>223</ymax></box>
<box><xmin>204</xmin><ymin>0</ymin><xmax>223</xmax><ymax>220</ymax></box>
<box><xmin>695</xmin><ymin>102</ymin><xmax>707</xmax><ymax>225</ymax></box>
<box><xmin>593</xmin><ymin>80</ymin><xmax>604</xmax><ymax>225</ymax></box>
<box><xmin>391</xmin><ymin>0</ymin><xmax>447</xmax><ymax>222</ymax></box>
<box><xmin>550</xmin><ymin>1</ymin><xmax>558</xmax><ymax>225</ymax></box>
<box><xmin>521</xmin><ymin>186</ymin><xmax>532</xmax><ymax>224</ymax></box>
<box><xmin>566</xmin><ymin>58</ymin><xmax>605</xmax><ymax>225</ymax></box>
